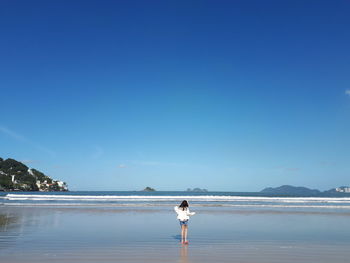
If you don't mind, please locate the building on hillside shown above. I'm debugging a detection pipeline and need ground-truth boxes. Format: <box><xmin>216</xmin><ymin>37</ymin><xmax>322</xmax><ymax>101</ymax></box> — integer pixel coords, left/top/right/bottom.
<box><xmin>335</xmin><ymin>187</ymin><xmax>350</xmax><ymax>193</ymax></box>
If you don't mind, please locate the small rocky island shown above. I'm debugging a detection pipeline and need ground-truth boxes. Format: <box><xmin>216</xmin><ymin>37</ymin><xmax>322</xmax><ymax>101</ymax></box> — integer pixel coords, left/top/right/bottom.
<box><xmin>0</xmin><ymin>157</ymin><xmax>68</xmax><ymax>192</ymax></box>
<box><xmin>142</xmin><ymin>186</ymin><xmax>156</xmax><ymax>192</ymax></box>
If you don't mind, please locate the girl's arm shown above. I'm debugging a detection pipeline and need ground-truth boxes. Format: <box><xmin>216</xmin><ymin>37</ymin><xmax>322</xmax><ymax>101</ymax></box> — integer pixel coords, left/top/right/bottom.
<box><xmin>187</xmin><ymin>209</ymin><xmax>195</xmax><ymax>216</ymax></box>
<box><xmin>174</xmin><ymin>206</ymin><xmax>179</xmax><ymax>213</ymax></box>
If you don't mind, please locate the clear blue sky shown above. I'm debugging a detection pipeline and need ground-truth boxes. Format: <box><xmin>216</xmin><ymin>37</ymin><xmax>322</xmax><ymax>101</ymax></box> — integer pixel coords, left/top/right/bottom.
<box><xmin>0</xmin><ymin>0</ymin><xmax>349</xmax><ymax>191</ymax></box>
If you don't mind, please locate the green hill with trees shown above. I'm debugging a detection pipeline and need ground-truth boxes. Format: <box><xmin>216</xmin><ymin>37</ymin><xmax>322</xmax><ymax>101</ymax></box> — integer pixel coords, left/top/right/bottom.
<box><xmin>0</xmin><ymin>157</ymin><xmax>68</xmax><ymax>191</ymax></box>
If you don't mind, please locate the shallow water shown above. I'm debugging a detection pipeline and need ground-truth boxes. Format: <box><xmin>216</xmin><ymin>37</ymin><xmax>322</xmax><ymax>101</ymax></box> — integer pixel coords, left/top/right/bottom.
<box><xmin>0</xmin><ymin>205</ymin><xmax>350</xmax><ymax>262</ymax></box>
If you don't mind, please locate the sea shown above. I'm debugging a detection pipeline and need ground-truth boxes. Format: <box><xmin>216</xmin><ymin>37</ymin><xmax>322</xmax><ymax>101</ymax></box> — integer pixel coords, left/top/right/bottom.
<box><xmin>1</xmin><ymin>191</ymin><xmax>350</xmax><ymax>211</ymax></box>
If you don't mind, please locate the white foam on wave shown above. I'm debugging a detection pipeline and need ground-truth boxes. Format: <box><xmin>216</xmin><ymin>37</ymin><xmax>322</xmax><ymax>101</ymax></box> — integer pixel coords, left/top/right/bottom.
<box><xmin>2</xmin><ymin>202</ymin><xmax>350</xmax><ymax>209</ymax></box>
<box><xmin>5</xmin><ymin>194</ymin><xmax>350</xmax><ymax>203</ymax></box>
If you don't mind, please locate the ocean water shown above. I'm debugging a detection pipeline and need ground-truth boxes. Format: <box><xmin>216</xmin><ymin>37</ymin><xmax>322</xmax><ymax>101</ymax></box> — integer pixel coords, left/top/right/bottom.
<box><xmin>1</xmin><ymin>191</ymin><xmax>350</xmax><ymax>211</ymax></box>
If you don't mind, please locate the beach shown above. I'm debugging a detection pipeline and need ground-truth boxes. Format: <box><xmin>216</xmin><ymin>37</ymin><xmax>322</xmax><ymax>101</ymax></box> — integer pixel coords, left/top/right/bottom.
<box><xmin>1</xmin><ymin>1</ymin><xmax>349</xmax><ymax>262</ymax></box>
<box><xmin>1</xmin><ymin>198</ymin><xmax>350</xmax><ymax>263</ymax></box>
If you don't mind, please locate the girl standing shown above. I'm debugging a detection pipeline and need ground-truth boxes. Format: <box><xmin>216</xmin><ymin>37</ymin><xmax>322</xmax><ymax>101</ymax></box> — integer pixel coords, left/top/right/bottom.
<box><xmin>174</xmin><ymin>200</ymin><xmax>195</xmax><ymax>244</ymax></box>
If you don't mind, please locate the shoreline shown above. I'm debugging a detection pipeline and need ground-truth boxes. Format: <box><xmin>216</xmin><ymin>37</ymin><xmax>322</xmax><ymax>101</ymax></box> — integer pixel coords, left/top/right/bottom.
<box><xmin>2</xmin><ymin>190</ymin><xmax>350</xmax><ymax>198</ymax></box>
<box><xmin>2</xmin><ymin>203</ymin><xmax>350</xmax><ymax>216</ymax></box>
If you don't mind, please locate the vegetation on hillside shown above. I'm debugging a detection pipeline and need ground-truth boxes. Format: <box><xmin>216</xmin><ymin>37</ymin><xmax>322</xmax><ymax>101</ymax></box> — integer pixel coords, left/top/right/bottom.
<box><xmin>0</xmin><ymin>158</ymin><xmax>67</xmax><ymax>191</ymax></box>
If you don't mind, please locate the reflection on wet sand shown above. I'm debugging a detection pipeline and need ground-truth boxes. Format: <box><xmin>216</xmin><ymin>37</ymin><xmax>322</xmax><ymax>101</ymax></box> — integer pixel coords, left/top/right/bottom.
<box><xmin>0</xmin><ymin>207</ymin><xmax>62</xmax><ymax>250</ymax></box>
<box><xmin>179</xmin><ymin>244</ymin><xmax>190</xmax><ymax>263</ymax></box>
<box><xmin>0</xmin><ymin>213</ymin><xmax>18</xmax><ymax>230</ymax></box>
<box><xmin>0</xmin><ymin>212</ymin><xmax>20</xmax><ymax>250</ymax></box>
<box><xmin>0</xmin><ymin>206</ymin><xmax>350</xmax><ymax>263</ymax></box>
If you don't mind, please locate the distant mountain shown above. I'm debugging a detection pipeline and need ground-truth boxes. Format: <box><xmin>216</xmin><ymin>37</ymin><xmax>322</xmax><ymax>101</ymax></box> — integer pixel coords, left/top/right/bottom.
<box><xmin>261</xmin><ymin>185</ymin><xmax>321</xmax><ymax>196</ymax></box>
<box><xmin>186</xmin><ymin>188</ymin><xmax>208</xmax><ymax>192</ymax></box>
<box><xmin>0</xmin><ymin>157</ymin><xmax>68</xmax><ymax>191</ymax></box>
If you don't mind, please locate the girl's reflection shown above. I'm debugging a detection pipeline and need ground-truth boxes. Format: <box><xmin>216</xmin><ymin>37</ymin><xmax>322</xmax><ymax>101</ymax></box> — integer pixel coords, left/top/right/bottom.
<box><xmin>179</xmin><ymin>244</ymin><xmax>191</xmax><ymax>263</ymax></box>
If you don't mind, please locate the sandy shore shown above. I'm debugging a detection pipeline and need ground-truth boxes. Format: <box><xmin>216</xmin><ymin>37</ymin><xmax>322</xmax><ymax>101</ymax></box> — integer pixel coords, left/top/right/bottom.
<box><xmin>1</xmin><ymin>206</ymin><xmax>350</xmax><ymax>263</ymax></box>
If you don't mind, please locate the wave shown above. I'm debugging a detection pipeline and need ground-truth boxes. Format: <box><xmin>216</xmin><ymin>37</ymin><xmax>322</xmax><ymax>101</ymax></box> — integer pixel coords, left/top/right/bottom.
<box><xmin>5</xmin><ymin>194</ymin><xmax>350</xmax><ymax>203</ymax></box>
<box><xmin>2</xmin><ymin>202</ymin><xmax>350</xmax><ymax>209</ymax></box>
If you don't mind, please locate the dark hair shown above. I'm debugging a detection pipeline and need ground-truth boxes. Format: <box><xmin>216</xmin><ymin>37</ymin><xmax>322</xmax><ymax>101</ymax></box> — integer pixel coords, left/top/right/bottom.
<box><xmin>179</xmin><ymin>200</ymin><xmax>189</xmax><ymax>211</ymax></box>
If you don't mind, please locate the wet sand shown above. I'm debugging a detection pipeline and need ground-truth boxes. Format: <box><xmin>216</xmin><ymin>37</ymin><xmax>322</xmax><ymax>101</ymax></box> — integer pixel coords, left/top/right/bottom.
<box><xmin>1</xmin><ymin>206</ymin><xmax>350</xmax><ymax>263</ymax></box>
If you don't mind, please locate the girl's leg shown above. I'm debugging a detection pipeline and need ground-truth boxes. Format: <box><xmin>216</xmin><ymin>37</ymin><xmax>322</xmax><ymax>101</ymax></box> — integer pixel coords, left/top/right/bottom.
<box><xmin>181</xmin><ymin>225</ymin><xmax>185</xmax><ymax>243</ymax></box>
<box><xmin>184</xmin><ymin>225</ymin><xmax>188</xmax><ymax>243</ymax></box>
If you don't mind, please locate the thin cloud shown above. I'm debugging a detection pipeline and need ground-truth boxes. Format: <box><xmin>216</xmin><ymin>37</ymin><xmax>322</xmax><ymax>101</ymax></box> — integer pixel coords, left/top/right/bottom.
<box><xmin>52</xmin><ymin>164</ymin><xmax>65</xmax><ymax>169</ymax></box>
<box><xmin>131</xmin><ymin>160</ymin><xmax>182</xmax><ymax>167</ymax></box>
<box><xmin>269</xmin><ymin>166</ymin><xmax>300</xmax><ymax>172</ymax></box>
<box><xmin>319</xmin><ymin>161</ymin><xmax>336</xmax><ymax>167</ymax></box>
<box><xmin>285</xmin><ymin>167</ymin><xmax>300</xmax><ymax>172</ymax></box>
<box><xmin>0</xmin><ymin>126</ymin><xmax>26</xmax><ymax>141</ymax></box>
<box><xmin>91</xmin><ymin>146</ymin><xmax>104</xmax><ymax>159</ymax></box>
<box><xmin>20</xmin><ymin>159</ymin><xmax>39</xmax><ymax>164</ymax></box>
<box><xmin>345</xmin><ymin>90</ymin><xmax>350</xmax><ymax>96</ymax></box>
<box><xmin>0</xmin><ymin>126</ymin><xmax>56</xmax><ymax>157</ymax></box>
<box><xmin>135</xmin><ymin>161</ymin><xmax>162</xmax><ymax>166</ymax></box>
<box><xmin>118</xmin><ymin>164</ymin><xmax>127</xmax><ymax>168</ymax></box>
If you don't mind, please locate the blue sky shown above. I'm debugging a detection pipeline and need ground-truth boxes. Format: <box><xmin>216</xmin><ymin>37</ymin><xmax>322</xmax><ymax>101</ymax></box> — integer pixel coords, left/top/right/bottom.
<box><xmin>0</xmin><ymin>0</ymin><xmax>349</xmax><ymax>191</ymax></box>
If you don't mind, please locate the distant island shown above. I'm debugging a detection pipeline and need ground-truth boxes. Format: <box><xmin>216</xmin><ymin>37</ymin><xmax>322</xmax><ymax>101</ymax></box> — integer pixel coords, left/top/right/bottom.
<box><xmin>142</xmin><ymin>186</ymin><xmax>156</xmax><ymax>192</ymax></box>
<box><xmin>261</xmin><ymin>185</ymin><xmax>350</xmax><ymax>196</ymax></box>
<box><xmin>0</xmin><ymin>157</ymin><xmax>68</xmax><ymax>192</ymax></box>
<box><xmin>186</xmin><ymin>188</ymin><xmax>208</xmax><ymax>192</ymax></box>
